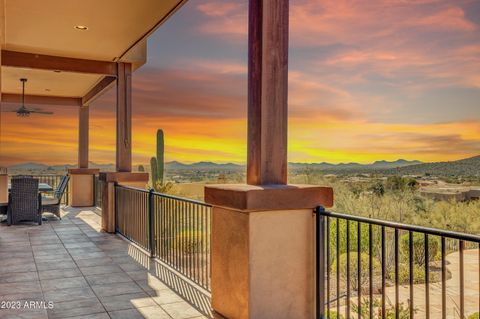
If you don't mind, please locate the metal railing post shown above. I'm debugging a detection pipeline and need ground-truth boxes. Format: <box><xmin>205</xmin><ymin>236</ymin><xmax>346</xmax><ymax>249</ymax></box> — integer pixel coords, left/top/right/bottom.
<box><xmin>148</xmin><ymin>188</ymin><xmax>155</xmax><ymax>258</ymax></box>
<box><xmin>113</xmin><ymin>182</ymin><xmax>118</xmax><ymax>233</ymax></box>
<box><xmin>93</xmin><ymin>175</ymin><xmax>97</xmax><ymax>208</ymax></box>
<box><xmin>316</xmin><ymin>206</ymin><xmax>326</xmax><ymax>319</ymax></box>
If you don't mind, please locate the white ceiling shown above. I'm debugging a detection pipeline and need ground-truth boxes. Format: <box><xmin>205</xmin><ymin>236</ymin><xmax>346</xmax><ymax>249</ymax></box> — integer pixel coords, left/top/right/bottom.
<box><xmin>0</xmin><ymin>0</ymin><xmax>186</xmax><ymax>98</ymax></box>
<box><xmin>2</xmin><ymin>67</ymin><xmax>103</xmax><ymax>97</ymax></box>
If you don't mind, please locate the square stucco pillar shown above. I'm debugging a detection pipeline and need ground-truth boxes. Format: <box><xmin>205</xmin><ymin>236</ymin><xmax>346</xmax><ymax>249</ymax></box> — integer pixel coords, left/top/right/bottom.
<box><xmin>68</xmin><ymin>168</ymin><xmax>99</xmax><ymax>207</ymax></box>
<box><xmin>0</xmin><ymin>172</ymin><xmax>7</xmax><ymax>205</ymax></box>
<box><xmin>205</xmin><ymin>184</ymin><xmax>333</xmax><ymax>319</ymax></box>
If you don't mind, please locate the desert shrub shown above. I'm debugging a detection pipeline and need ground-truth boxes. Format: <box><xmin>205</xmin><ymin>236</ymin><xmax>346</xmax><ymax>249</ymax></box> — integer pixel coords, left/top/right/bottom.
<box><xmin>468</xmin><ymin>313</ymin><xmax>479</xmax><ymax>319</ymax></box>
<box><xmin>384</xmin><ymin>302</ymin><xmax>414</xmax><ymax>319</ymax></box>
<box><xmin>353</xmin><ymin>298</ymin><xmax>415</xmax><ymax>319</ymax></box>
<box><xmin>175</xmin><ymin>230</ymin><xmax>207</xmax><ymax>254</ymax></box>
<box><xmin>332</xmin><ymin>252</ymin><xmax>381</xmax><ymax>291</ymax></box>
<box><xmin>399</xmin><ymin>232</ymin><xmax>439</xmax><ymax>265</ymax></box>
<box><xmin>405</xmin><ymin>178</ymin><xmax>419</xmax><ymax>190</ymax></box>
<box><xmin>391</xmin><ymin>263</ymin><xmax>440</xmax><ymax>285</ymax></box>
<box><xmin>370</xmin><ymin>182</ymin><xmax>385</xmax><ymax>197</ymax></box>
<box><xmin>385</xmin><ymin>176</ymin><xmax>406</xmax><ymax>191</ymax></box>
<box><xmin>327</xmin><ymin>311</ymin><xmax>344</xmax><ymax>319</ymax></box>
<box><xmin>328</xmin><ymin>220</ymin><xmax>376</xmax><ymax>257</ymax></box>
<box><xmin>152</xmin><ymin>181</ymin><xmax>175</xmax><ymax>194</ymax></box>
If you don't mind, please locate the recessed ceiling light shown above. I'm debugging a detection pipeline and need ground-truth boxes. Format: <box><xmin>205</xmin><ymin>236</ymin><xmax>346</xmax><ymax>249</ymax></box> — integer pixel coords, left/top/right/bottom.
<box><xmin>53</xmin><ymin>70</ymin><xmax>61</xmax><ymax>73</ymax></box>
<box><xmin>45</xmin><ymin>89</ymin><xmax>51</xmax><ymax>92</ymax></box>
<box><xmin>74</xmin><ymin>25</ymin><xmax>88</xmax><ymax>31</ymax></box>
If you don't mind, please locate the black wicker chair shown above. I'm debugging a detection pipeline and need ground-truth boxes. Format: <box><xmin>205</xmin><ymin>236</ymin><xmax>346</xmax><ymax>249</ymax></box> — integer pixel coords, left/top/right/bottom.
<box><xmin>7</xmin><ymin>178</ymin><xmax>42</xmax><ymax>225</ymax></box>
<box><xmin>41</xmin><ymin>175</ymin><xmax>69</xmax><ymax>219</ymax></box>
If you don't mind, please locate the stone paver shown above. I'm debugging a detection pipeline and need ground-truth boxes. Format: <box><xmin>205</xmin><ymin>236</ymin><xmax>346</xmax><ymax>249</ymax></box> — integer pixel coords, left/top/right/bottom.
<box><xmin>337</xmin><ymin>248</ymin><xmax>480</xmax><ymax>319</ymax></box>
<box><xmin>0</xmin><ymin>207</ymin><xmax>212</xmax><ymax>318</ymax></box>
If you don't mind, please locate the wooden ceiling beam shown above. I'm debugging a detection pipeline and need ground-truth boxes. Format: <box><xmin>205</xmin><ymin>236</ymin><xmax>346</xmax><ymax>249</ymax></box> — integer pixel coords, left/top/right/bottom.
<box><xmin>82</xmin><ymin>76</ymin><xmax>116</xmax><ymax>105</ymax></box>
<box><xmin>1</xmin><ymin>50</ymin><xmax>117</xmax><ymax>75</ymax></box>
<box><xmin>1</xmin><ymin>93</ymin><xmax>82</xmax><ymax>107</ymax></box>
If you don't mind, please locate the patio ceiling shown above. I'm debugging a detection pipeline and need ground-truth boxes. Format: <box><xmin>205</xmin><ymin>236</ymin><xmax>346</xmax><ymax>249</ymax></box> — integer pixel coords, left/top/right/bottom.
<box><xmin>0</xmin><ymin>0</ymin><xmax>187</xmax><ymax>98</ymax></box>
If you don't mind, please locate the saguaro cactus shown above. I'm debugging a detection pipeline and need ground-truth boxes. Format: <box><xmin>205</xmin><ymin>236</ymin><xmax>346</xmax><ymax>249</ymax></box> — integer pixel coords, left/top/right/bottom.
<box><xmin>150</xmin><ymin>157</ymin><xmax>158</xmax><ymax>185</ymax></box>
<box><xmin>150</xmin><ymin>129</ymin><xmax>164</xmax><ymax>186</ymax></box>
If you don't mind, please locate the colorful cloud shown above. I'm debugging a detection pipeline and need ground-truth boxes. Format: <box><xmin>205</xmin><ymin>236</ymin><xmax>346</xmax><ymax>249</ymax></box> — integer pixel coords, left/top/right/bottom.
<box><xmin>1</xmin><ymin>0</ymin><xmax>479</xmax><ymax>167</ymax></box>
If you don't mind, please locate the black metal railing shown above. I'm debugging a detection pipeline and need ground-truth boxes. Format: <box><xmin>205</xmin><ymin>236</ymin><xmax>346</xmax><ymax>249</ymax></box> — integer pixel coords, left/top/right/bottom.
<box><xmin>315</xmin><ymin>207</ymin><xmax>480</xmax><ymax>319</ymax></box>
<box><xmin>115</xmin><ymin>185</ymin><xmax>212</xmax><ymax>291</ymax></box>
<box><xmin>9</xmin><ymin>174</ymin><xmax>69</xmax><ymax>205</ymax></box>
<box><xmin>116</xmin><ymin>186</ymin><xmax>151</xmax><ymax>250</ymax></box>
<box><xmin>94</xmin><ymin>175</ymin><xmax>103</xmax><ymax>209</ymax></box>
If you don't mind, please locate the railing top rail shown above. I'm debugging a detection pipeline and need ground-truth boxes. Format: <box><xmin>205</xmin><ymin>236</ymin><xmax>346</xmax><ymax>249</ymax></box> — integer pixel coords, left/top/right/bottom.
<box><xmin>317</xmin><ymin>208</ymin><xmax>480</xmax><ymax>243</ymax></box>
<box><xmin>116</xmin><ymin>184</ymin><xmax>149</xmax><ymax>193</ymax></box>
<box><xmin>115</xmin><ymin>184</ymin><xmax>212</xmax><ymax>207</ymax></box>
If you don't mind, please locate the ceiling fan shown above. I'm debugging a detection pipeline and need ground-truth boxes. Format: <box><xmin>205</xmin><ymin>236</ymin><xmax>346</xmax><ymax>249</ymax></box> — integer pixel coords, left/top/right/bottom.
<box><xmin>2</xmin><ymin>78</ymin><xmax>54</xmax><ymax>117</ymax></box>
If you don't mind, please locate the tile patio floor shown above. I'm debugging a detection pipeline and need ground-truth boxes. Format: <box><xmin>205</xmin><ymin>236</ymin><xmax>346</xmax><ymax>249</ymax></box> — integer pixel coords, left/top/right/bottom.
<box><xmin>0</xmin><ymin>207</ymin><xmax>211</xmax><ymax>319</ymax></box>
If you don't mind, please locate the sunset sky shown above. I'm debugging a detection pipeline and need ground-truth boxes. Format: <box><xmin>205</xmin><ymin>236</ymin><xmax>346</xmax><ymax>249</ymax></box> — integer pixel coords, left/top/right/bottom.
<box><xmin>1</xmin><ymin>0</ymin><xmax>480</xmax><ymax>166</ymax></box>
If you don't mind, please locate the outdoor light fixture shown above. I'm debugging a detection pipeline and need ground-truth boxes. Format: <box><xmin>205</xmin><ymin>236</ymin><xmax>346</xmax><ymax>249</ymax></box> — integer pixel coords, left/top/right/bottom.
<box><xmin>74</xmin><ymin>25</ymin><xmax>88</xmax><ymax>31</ymax></box>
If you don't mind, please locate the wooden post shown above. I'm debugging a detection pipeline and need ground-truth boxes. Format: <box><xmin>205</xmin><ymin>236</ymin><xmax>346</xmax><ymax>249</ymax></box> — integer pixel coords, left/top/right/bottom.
<box><xmin>116</xmin><ymin>62</ymin><xmax>132</xmax><ymax>172</ymax></box>
<box><xmin>206</xmin><ymin>3</ymin><xmax>334</xmax><ymax>318</ymax></box>
<box><xmin>247</xmin><ymin>0</ymin><xmax>289</xmax><ymax>185</ymax></box>
<box><xmin>78</xmin><ymin>105</ymin><xmax>89</xmax><ymax>169</ymax></box>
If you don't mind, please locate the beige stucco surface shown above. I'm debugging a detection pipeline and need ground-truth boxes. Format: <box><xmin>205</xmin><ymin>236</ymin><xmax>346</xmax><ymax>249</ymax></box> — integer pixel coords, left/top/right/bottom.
<box><xmin>249</xmin><ymin>209</ymin><xmax>314</xmax><ymax>319</ymax></box>
<box><xmin>69</xmin><ymin>174</ymin><xmax>94</xmax><ymax>207</ymax></box>
<box><xmin>211</xmin><ymin>206</ymin><xmax>315</xmax><ymax>319</ymax></box>
<box><xmin>0</xmin><ymin>174</ymin><xmax>7</xmax><ymax>204</ymax></box>
<box><xmin>212</xmin><ymin>207</ymin><xmax>250</xmax><ymax>319</ymax></box>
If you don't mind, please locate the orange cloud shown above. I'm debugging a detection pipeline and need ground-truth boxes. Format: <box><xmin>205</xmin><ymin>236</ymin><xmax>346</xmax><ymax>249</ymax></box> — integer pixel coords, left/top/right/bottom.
<box><xmin>413</xmin><ymin>6</ymin><xmax>476</xmax><ymax>31</ymax></box>
<box><xmin>196</xmin><ymin>1</ymin><xmax>243</xmax><ymax>17</ymax></box>
<box><xmin>289</xmin><ymin>118</ymin><xmax>480</xmax><ymax>163</ymax></box>
<box><xmin>195</xmin><ymin>1</ymin><xmax>247</xmax><ymax>38</ymax></box>
<box><xmin>1</xmin><ymin>1</ymin><xmax>479</xmax><ymax>167</ymax></box>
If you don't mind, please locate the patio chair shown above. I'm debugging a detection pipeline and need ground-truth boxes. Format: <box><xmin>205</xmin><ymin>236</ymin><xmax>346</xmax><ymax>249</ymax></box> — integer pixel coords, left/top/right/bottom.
<box><xmin>42</xmin><ymin>175</ymin><xmax>69</xmax><ymax>219</ymax></box>
<box><xmin>7</xmin><ymin>177</ymin><xmax>42</xmax><ymax>225</ymax></box>
<box><xmin>12</xmin><ymin>175</ymin><xmax>33</xmax><ymax>179</ymax></box>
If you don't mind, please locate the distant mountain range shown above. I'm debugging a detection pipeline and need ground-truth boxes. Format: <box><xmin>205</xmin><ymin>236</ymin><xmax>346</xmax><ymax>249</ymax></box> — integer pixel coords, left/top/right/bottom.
<box><xmin>165</xmin><ymin>161</ymin><xmax>243</xmax><ymax>171</ymax></box>
<box><xmin>7</xmin><ymin>158</ymin><xmax>422</xmax><ymax>172</ymax></box>
<box><xmin>6</xmin><ymin>156</ymin><xmax>479</xmax><ymax>177</ymax></box>
<box><xmin>381</xmin><ymin>155</ymin><xmax>480</xmax><ymax>177</ymax></box>
<box><xmin>289</xmin><ymin>156</ymin><xmax>480</xmax><ymax>177</ymax></box>
<box><xmin>288</xmin><ymin>159</ymin><xmax>422</xmax><ymax>170</ymax></box>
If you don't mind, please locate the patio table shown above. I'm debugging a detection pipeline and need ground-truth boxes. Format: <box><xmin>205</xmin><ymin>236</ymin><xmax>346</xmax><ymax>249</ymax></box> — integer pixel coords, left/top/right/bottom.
<box><xmin>8</xmin><ymin>183</ymin><xmax>54</xmax><ymax>192</ymax></box>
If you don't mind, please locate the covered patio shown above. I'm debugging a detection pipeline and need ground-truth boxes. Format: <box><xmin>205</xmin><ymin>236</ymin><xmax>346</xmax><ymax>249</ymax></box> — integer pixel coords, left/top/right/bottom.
<box><xmin>0</xmin><ymin>207</ymin><xmax>210</xmax><ymax>319</ymax></box>
<box><xmin>0</xmin><ymin>0</ymin><xmax>334</xmax><ymax>318</ymax></box>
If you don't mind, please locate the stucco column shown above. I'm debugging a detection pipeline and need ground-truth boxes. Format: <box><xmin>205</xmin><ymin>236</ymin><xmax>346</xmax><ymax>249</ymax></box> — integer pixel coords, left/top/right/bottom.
<box><xmin>68</xmin><ymin>105</ymin><xmax>98</xmax><ymax>207</ymax></box>
<box><xmin>68</xmin><ymin>168</ymin><xmax>99</xmax><ymax>207</ymax></box>
<box><xmin>205</xmin><ymin>185</ymin><xmax>333</xmax><ymax>319</ymax></box>
<box><xmin>206</xmin><ymin>1</ymin><xmax>334</xmax><ymax>318</ymax></box>
<box><xmin>0</xmin><ymin>170</ymin><xmax>7</xmax><ymax>207</ymax></box>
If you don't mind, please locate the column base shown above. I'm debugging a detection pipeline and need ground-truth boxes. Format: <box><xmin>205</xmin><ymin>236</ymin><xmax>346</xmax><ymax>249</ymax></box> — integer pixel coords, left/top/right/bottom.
<box><xmin>68</xmin><ymin>168</ymin><xmax>99</xmax><ymax>207</ymax></box>
<box><xmin>205</xmin><ymin>184</ymin><xmax>333</xmax><ymax>319</ymax></box>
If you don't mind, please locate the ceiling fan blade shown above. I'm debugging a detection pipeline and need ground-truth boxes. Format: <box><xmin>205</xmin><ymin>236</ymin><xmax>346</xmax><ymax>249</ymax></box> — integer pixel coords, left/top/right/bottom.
<box><xmin>1</xmin><ymin>110</ymin><xmax>20</xmax><ymax>113</ymax></box>
<box><xmin>30</xmin><ymin>111</ymin><xmax>54</xmax><ymax>115</ymax></box>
